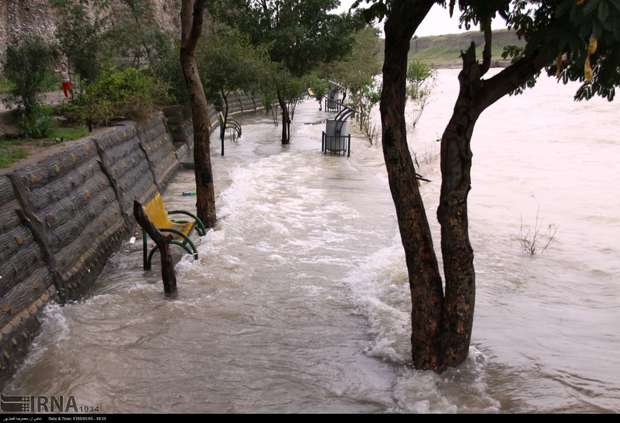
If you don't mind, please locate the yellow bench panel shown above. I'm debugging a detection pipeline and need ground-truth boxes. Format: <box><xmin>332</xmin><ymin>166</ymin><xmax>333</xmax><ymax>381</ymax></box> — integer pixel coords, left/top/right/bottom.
<box><xmin>144</xmin><ymin>193</ymin><xmax>195</xmax><ymax>238</ymax></box>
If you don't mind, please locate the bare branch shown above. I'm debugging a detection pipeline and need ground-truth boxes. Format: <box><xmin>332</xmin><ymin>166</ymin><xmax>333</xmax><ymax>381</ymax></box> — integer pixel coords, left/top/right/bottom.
<box><xmin>480</xmin><ymin>16</ymin><xmax>493</xmax><ymax>76</ymax></box>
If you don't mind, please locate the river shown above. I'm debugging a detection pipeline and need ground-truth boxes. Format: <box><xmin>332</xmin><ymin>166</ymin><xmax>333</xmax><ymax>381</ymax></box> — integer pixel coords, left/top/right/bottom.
<box><xmin>7</xmin><ymin>69</ymin><xmax>620</xmax><ymax>413</ymax></box>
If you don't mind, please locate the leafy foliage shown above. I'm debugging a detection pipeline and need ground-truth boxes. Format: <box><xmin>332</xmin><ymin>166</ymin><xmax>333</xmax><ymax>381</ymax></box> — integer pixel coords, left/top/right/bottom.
<box><xmin>305</xmin><ymin>73</ymin><xmax>330</xmax><ymax>107</ymax></box>
<box><xmin>407</xmin><ymin>59</ymin><xmax>435</xmax><ymax>128</ymax></box>
<box><xmin>105</xmin><ymin>0</ymin><xmax>174</xmax><ymax>68</ymax></box>
<box><xmin>51</xmin><ymin>0</ymin><xmax>109</xmax><ymax>83</ymax></box>
<box><xmin>323</xmin><ymin>26</ymin><xmax>382</xmax><ymax>142</ymax></box>
<box><xmin>546</xmin><ymin>0</ymin><xmax>620</xmax><ymax>100</ymax></box>
<box><xmin>2</xmin><ymin>36</ymin><xmax>59</xmax><ymax>114</ymax></box>
<box><xmin>327</xmin><ymin>26</ymin><xmax>383</xmax><ymax>97</ymax></box>
<box><xmin>455</xmin><ymin>0</ymin><xmax>620</xmax><ymax>101</ymax></box>
<box><xmin>151</xmin><ymin>40</ymin><xmax>189</xmax><ymax>105</ymax></box>
<box><xmin>200</xmin><ymin>24</ymin><xmax>269</xmax><ymax>109</ymax></box>
<box><xmin>70</xmin><ymin>66</ymin><xmax>169</xmax><ymax>128</ymax></box>
<box><xmin>17</xmin><ymin>104</ymin><xmax>53</xmax><ymax>139</ymax></box>
<box><xmin>211</xmin><ymin>0</ymin><xmax>360</xmax><ymax>77</ymax></box>
<box><xmin>209</xmin><ymin>0</ymin><xmax>360</xmax><ymax>142</ymax></box>
<box><xmin>407</xmin><ymin>59</ymin><xmax>433</xmax><ymax>100</ymax></box>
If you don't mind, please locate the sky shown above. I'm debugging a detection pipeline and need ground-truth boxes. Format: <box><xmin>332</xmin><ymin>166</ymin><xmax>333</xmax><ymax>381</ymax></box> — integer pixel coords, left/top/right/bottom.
<box><xmin>335</xmin><ymin>1</ymin><xmax>508</xmax><ymax>37</ymax></box>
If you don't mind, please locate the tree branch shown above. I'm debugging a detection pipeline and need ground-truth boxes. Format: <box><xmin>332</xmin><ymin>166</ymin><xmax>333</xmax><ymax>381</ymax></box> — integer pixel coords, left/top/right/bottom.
<box><xmin>480</xmin><ymin>16</ymin><xmax>493</xmax><ymax>76</ymax></box>
<box><xmin>477</xmin><ymin>49</ymin><xmax>551</xmax><ymax>113</ymax></box>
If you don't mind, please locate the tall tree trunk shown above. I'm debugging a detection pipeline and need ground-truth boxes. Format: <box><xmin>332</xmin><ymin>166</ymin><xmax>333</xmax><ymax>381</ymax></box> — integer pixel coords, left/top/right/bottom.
<box><xmin>277</xmin><ymin>90</ymin><xmax>290</xmax><ymax>144</ymax></box>
<box><xmin>180</xmin><ymin>0</ymin><xmax>216</xmax><ymax>228</ymax></box>
<box><xmin>380</xmin><ymin>0</ymin><xmax>444</xmax><ymax>370</ymax></box>
<box><xmin>436</xmin><ymin>39</ymin><xmax>552</xmax><ymax>367</ymax></box>
<box><xmin>379</xmin><ymin>2</ymin><xmax>552</xmax><ymax>372</ymax></box>
<box><xmin>437</xmin><ymin>45</ymin><xmax>480</xmax><ymax>367</ymax></box>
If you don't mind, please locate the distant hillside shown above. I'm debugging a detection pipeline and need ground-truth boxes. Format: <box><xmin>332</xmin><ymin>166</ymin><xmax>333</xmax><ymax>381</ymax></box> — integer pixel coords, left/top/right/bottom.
<box><xmin>410</xmin><ymin>29</ymin><xmax>525</xmax><ymax>68</ymax></box>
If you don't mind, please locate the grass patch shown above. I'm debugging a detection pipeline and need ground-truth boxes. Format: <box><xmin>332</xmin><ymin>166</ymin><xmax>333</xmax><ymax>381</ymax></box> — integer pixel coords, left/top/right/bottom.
<box><xmin>0</xmin><ymin>122</ymin><xmax>89</xmax><ymax>169</ymax></box>
<box><xmin>0</xmin><ymin>139</ymin><xmax>29</xmax><ymax>168</ymax></box>
<box><xmin>48</xmin><ymin>125</ymin><xmax>89</xmax><ymax>141</ymax></box>
<box><xmin>0</xmin><ymin>78</ymin><xmax>15</xmax><ymax>94</ymax></box>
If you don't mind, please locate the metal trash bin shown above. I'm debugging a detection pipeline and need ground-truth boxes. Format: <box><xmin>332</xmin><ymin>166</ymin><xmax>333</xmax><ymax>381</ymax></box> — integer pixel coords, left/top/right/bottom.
<box><xmin>322</xmin><ymin>106</ymin><xmax>354</xmax><ymax>157</ymax></box>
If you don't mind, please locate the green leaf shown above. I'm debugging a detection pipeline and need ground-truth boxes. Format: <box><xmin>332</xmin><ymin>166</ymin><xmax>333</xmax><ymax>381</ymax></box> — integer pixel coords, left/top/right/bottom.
<box><xmin>599</xmin><ymin>0</ymin><xmax>610</xmax><ymax>22</ymax></box>
<box><xmin>610</xmin><ymin>0</ymin><xmax>620</xmax><ymax>12</ymax></box>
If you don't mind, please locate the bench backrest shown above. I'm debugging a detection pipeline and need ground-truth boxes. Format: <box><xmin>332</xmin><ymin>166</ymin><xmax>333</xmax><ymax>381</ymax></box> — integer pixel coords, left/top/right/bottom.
<box><xmin>144</xmin><ymin>193</ymin><xmax>173</xmax><ymax>229</ymax></box>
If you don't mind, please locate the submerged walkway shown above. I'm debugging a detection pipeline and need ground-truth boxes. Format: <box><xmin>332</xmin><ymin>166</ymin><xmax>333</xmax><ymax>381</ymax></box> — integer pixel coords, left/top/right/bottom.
<box><xmin>7</xmin><ymin>101</ymin><xmax>404</xmax><ymax>412</ymax></box>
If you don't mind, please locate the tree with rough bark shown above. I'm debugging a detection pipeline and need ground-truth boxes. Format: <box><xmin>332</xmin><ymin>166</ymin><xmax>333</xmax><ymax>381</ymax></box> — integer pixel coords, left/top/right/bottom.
<box><xmin>211</xmin><ymin>0</ymin><xmax>359</xmax><ymax>144</ymax></box>
<box><xmin>180</xmin><ymin>0</ymin><xmax>217</xmax><ymax>227</ymax></box>
<box><xmin>200</xmin><ymin>24</ymin><xmax>268</xmax><ymax>154</ymax></box>
<box><xmin>355</xmin><ymin>0</ymin><xmax>620</xmax><ymax>372</ymax></box>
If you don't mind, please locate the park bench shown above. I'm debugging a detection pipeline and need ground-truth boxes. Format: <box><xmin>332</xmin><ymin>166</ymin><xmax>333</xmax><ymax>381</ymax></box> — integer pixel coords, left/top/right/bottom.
<box><xmin>139</xmin><ymin>193</ymin><xmax>206</xmax><ymax>270</ymax></box>
<box><xmin>218</xmin><ymin>112</ymin><xmax>242</xmax><ymax>141</ymax></box>
<box><xmin>218</xmin><ymin>112</ymin><xmax>242</xmax><ymax>156</ymax></box>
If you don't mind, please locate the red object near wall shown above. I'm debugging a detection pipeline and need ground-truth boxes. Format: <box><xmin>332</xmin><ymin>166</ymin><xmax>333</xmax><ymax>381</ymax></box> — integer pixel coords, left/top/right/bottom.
<box><xmin>62</xmin><ymin>81</ymin><xmax>73</xmax><ymax>98</ymax></box>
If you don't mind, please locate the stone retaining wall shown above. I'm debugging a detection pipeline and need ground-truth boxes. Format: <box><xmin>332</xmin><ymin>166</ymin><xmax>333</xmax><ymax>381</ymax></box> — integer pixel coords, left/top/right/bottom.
<box><xmin>165</xmin><ymin>92</ymin><xmax>268</xmax><ymax>148</ymax></box>
<box><xmin>0</xmin><ymin>93</ymin><xmax>265</xmax><ymax>389</ymax></box>
<box><xmin>0</xmin><ymin>112</ymin><xmax>174</xmax><ymax>389</ymax></box>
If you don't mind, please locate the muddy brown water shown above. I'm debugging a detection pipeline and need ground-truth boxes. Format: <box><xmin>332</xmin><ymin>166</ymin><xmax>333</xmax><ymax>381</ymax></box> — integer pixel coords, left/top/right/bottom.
<box><xmin>7</xmin><ymin>70</ymin><xmax>619</xmax><ymax>412</ymax></box>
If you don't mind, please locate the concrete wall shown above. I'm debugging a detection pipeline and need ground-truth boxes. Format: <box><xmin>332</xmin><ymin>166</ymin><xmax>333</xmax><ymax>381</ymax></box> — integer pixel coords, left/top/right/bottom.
<box><xmin>0</xmin><ymin>92</ymin><xmax>263</xmax><ymax>389</ymax></box>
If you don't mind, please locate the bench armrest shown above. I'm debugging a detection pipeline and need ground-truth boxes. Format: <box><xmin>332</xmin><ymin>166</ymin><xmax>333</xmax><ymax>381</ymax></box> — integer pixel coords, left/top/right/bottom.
<box><xmin>168</xmin><ymin>210</ymin><xmax>207</xmax><ymax>236</ymax></box>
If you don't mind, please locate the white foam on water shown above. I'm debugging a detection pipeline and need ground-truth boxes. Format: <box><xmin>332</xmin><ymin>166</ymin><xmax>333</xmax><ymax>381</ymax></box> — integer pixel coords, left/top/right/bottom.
<box><xmin>8</xmin><ymin>302</ymin><xmax>70</xmax><ymax>382</ymax></box>
<box><xmin>268</xmin><ymin>254</ymin><xmax>287</xmax><ymax>265</ymax></box>
<box><xmin>344</xmin><ymin>234</ymin><xmax>411</xmax><ymax>364</ymax></box>
<box><xmin>392</xmin><ymin>347</ymin><xmax>501</xmax><ymax>413</ymax></box>
<box><xmin>344</xmin><ymin>233</ymin><xmax>502</xmax><ymax>412</ymax></box>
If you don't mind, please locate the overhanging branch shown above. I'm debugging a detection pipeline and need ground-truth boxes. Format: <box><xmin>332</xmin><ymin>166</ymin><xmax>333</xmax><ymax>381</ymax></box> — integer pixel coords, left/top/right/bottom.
<box><xmin>477</xmin><ymin>49</ymin><xmax>551</xmax><ymax>113</ymax></box>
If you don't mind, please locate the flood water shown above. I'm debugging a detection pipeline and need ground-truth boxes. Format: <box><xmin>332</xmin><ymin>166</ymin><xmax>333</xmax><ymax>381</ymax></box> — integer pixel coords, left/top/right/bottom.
<box><xmin>7</xmin><ymin>69</ymin><xmax>620</xmax><ymax>413</ymax></box>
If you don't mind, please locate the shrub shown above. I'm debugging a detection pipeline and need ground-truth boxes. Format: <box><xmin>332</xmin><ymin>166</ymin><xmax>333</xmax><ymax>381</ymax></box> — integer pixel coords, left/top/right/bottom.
<box><xmin>18</xmin><ymin>105</ymin><xmax>53</xmax><ymax>139</ymax></box>
<box><xmin>407</xmin><ymin>59</ymin><xmax>435</xmax><ymax>128</ymax></box>
<box><xmin>72</xmin><ymin>66</ymin><xmax>169</xmax><ymax>128</ymax></box>
<box><xmin>517</xmin><ymin>208</ymin><xmax>558</xmax><ymax>256</ymax></box>
<box><xmin>151</xmin><ymin>42</ymin><xmax>189</xmax><ymax>105</ymax></box>
<box><xmin>2</xmin><ymin>36</ymin><xmax>58</xmax><ymax>114</ymax></box>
